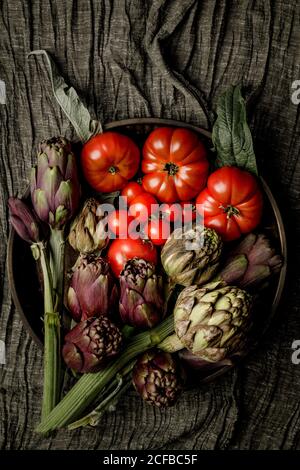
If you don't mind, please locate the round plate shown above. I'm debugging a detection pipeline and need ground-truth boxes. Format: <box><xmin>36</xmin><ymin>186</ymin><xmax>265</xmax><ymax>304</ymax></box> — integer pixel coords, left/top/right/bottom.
<box><xmin>7</xmin><ymin>118</ymin><xmax>287</xmax><ymax>382</ymax></box>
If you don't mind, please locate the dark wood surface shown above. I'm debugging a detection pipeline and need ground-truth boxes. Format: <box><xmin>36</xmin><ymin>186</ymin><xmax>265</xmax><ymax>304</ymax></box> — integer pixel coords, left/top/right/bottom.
<box><xmin>1</xmin><ymin>0</ymin><xmax>300</xmax><ymax>450</ymax></box>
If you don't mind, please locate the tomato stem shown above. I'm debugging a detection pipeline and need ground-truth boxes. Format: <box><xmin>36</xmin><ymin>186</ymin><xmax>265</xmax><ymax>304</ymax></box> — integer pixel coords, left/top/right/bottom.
<box><xmin>164</xmin><ymin>162</ymin><xmax>178</xmax><ymax>176</ymax></box>
<box><xmin>220</xmin><ymin>204</ymin><xmax>240</xmax><ymax>219</ymax></box>
<box><xmin>108</xmin><ymin>166</ymin><xmax>118</xmax><ymax>174</ymax></box>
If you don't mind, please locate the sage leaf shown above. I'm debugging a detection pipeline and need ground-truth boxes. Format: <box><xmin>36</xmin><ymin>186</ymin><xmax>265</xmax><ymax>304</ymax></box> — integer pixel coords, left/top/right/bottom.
<box><xmin>98</xmin><ymin>191</ymin><xmax>120</xmax><ymax>205</ymax></box>
<box><xmin>28</xmin><ymin>50</ymin><xmax>102</xmax><ymax>143</ymax></box>
<box><xmin>212</xmin><ymin>85</ymin><xmax>258</xmax><ymax>175</ymax></box>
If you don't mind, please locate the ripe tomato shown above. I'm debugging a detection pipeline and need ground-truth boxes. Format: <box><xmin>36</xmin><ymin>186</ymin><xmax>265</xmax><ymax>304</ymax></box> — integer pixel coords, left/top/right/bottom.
<box><xmin>129</xmin><ymin>193</ymin><xmax>158</xmax><ymax>223</ymax></box>
<box><xmin>158</xmin><ymin>202</ymin><xmax>196</xmax><ymax>223</ymax></box>
<box><xmin>142</xmin><ymin>127</ymin><xmax>209</xmax><ymax>203</ymax></box>
<box><xmin>107</xmin><ymin>238</ymin><xmax>158</xmax><ymax>276</ymax></box>
<box><xmin>121</xmin><ymin>181</ymin><xmax>144</xmax><ymax>205</ymax></box>
<box><xmin>145</xmin><ymin>218</ymin><xmax>170</xmax><ymax>246</ymax></box>
<box><xmin>159</xmin><ymin>203</ymin><xmax>182</xmax><ymax>223</ymax></box>
<box><xmin>180</xmin><ymin>201</ymin><xmax>197</xmax><ymax>223</ymax></box>
<box><xmin>196</xmin><ymin>166</ymin><xmax>263</xmax><ymax>241</ymax></box>
<box><xmin>107</xmin><ymin>210</ymin><xmax>134</xmax><ymax>238</ymax></box>
<box><xmin>81</xmin><ymin>132</ymin><xmax>140</xmax><ymax>193</ymax></box>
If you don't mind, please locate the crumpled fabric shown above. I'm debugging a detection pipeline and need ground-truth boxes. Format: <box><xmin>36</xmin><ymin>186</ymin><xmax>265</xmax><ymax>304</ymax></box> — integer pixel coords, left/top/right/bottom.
<box><xmin>0</xmin><ymin>0</ymin><xmax>300</xmax><ymax>450</ymax></box>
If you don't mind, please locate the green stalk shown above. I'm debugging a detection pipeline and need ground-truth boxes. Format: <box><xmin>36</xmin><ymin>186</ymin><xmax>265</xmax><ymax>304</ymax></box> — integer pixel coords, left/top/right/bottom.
<box><xmin>39</xmin><ymin>244</ymin><xmax>61</xmax><ymax>419</ymax></box>
<box><xmin>69</xmin><ymin>381</ymin><xmax>132</xmax><ymax>430</ymax></box>
<box><xmin>67</xmin><ymin>360</ymin><xmax>136</xmax><ymax>430</ymax></box>
<box><xmin>159</xmin><ymin>333</ymin><xmax>184</xmax><ymax>353</ymax></box>
<box><xmin>49</xmin><ymin>228</ymin><xmax>65</xmax><ymax>394</ymax></box>
<box><xmin>36</xmin><ymin>315</ymin><xmax>174</xmax><ymax>434</ymax></box>
<box><xmin>49</xmin><ymin>228</ymin><xmax>65</xmax><ymax>309</ymax></box>
<box><xmin>39</xmin><ymin>244</ymin><xmax>54</xmax><ymax>314</ymax></box>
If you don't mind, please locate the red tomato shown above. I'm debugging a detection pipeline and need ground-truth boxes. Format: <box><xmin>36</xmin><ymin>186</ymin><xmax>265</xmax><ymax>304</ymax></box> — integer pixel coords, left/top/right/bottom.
<box><xmin>196</xmin><ymin>166</ymin><xmax>263</xmax><ymax>241</ymax></box>
<box><xmin>107</xmin><ymin>210</ymin><xmax>134</xmax><ymax>238</ymax></box>
<box><xmin>129</xmin><ymin>193</ymin><xmax>158</xmax><ymax>223</ymax></box>
<box><xmin>81</xmin><ymin>132</ymin><xmax>140</xmax><ymax>193</ymax></box>
<box><xmin>159</xmin><ymin>203</ymin><xmax>182</xmax><ymax>223</ymax></box>
<box><xmin>142</xmin><ymin>127</ymin><xmax>209</xmax><ymax>203</ymax></box>
<box><xmin>107</xmin><ymin>238</ymin><xmax>158</xmax><ymax>276</ymax></box>
<box><xmin>145</xmin><ymin>218</ymin><xmax>170</xmax><ymax>246</ymax></box>
<box><xmin>158</xmin><ymin>202</ymin><xmax>196</xmax><ymax>223</ymax></box>
<box><xmin>121</xmin><ymin>181</ymin><xmax>145</xmax><ymax>205</ymax></box>
<box><xmin>180</xmin><ymin>201</ymin><xmax>197</xmax><ymax>223</ymax></box>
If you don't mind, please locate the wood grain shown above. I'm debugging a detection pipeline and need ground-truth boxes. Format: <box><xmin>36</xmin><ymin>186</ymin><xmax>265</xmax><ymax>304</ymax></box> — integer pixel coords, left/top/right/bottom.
<box><xmin>1</xmin><ymin>0</ymin><xmax>300</xmax><ymax>450</ymax></box>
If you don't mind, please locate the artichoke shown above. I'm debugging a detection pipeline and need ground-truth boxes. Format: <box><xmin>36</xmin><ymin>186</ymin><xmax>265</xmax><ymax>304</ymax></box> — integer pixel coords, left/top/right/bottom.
<box><xmin>62</xmin><ymin>317</ymin><xmax>123</xmax><ymax>373</ymax></box>
<box><xmin>31</xmin><ymin>137</ymin><xmax>80</xmax><ymax>229</ymax></box>
<box><xmin>161</xmin><ymin>226</ymin><xmax>222</xmax><ymax>287</ymax></box>
<box><xmin>160</xmin><ymin>281</ymin><xmax>252</xmax><ymax>362</ymax></box>
<box><xmin>132</xmin><ymin>350</ymin><xmax>185</xmax><ymax>407</ymax></box>
<box><xmin>216</xmin><ymin>233</ymin><xmax>282</xmax><ymax>289</ymax></box>
<box><xmin>8</xmin><ymin>197</ymin><xmax>42</xmax><ymax>244</ymax></box>
<box><xmin>68</xmin><ymin>198</ymin><xmax>108</xmax><ymax>254</ymax></box>
<box><xmin>119</xmin><ymin>258</ymin><xmax>164</xmax><ymax>329</ymax></box>
<box><xmin>67</xmin><ymin>254</ymin><xmax>118</xmax><ymax>321</ymax></box>
<box><xmin>178</xmin><ymin>349</ymin><xmax>236</xmax><ymax>370</ymax></box>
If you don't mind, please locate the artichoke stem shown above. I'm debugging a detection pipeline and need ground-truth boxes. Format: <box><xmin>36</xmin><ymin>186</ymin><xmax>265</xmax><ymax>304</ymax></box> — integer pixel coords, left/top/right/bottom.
<box><xmin>67</xmin><ymin>360</ymin><xmax>135</xmax><ymax>430</ymax></box>
<box><xmin>39</xmin><ymin>245</ymin><xmax>61</xmax><ymax>419</ymax></box>
<box><xmin>49</xmin><ymin>228</ymin><xmax>65</xmax><ymax>310</ymax></box>
<box><xmin>43</xmin><ymin>312</ymin><xmax>61</xmax><ymax>419</ymax></box>
<box><xmin>36</xmin><ymin>315</ymin><xmax>174</xmax><ymax>434</ymax></box>
<box><xmin>49</xmin><ymin>228</ymin><xmax>65</xmax><ymax>393</ymax></box>
<box><xmin>39</xmin><ymin>243</ymin><xmax>54</xmax><ymax>314</ymax></box>
<box><xmin>158</xmin><ymin>333</ymin><xmax>184</xmax><ymax>353</ymax></box>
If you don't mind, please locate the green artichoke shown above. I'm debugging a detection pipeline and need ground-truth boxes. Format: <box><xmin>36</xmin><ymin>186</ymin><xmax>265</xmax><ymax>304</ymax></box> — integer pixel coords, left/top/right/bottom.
<box><xmin>62</xmin><ymin>317</ymin><xmax>123</xmax><ymax>373</ymax></box>
<box><xmin>160</xmin><ymin>281</ymin><xmax>252</xmax><ymax>362</ymax></box>
<box><xmin>132</xmin><ymin>350</ymin><xmax>185</xmax><ymax>407</ymax></box>
<box><xmin>216</xmin><ymin>233</ymin><xmax>282</xmax><ymax>290</ymax></box>
<box><xmin>161</xmin><ymin>226</ymin><xmax>222</xmax><ymax>287</ymax></box>
<box><xmin>68</xmin><ymin>198</ymin><xmax>108</xmax><ymax>254</ymax></box>
<box><xmin>178</xmin><ymin>349</ymin><xmax>234</xmax><ymax>370</ymax></box>
<box><xmin>31</xmin><ymin>137</ymin><xmax>80</xmax><ymax>229</ymax></box>
<box><xmin>119</xmin><ymin>258</ymin><xmax>164</xmax><ymax>329</ymax></box>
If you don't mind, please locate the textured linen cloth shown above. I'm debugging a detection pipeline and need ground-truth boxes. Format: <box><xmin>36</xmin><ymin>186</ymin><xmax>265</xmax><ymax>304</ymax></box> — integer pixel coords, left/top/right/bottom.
<box><xmin>1</xmin><ymin>0</ymin><xmax>300</xmax><ymax>450</ymax></box>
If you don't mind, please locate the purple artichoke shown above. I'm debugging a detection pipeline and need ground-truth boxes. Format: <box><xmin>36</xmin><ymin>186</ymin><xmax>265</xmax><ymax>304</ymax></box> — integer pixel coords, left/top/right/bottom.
<box><xmin>119</xmin><ymin>258</ymin><xmax>164</xmax><ymax>329</ymax></box>
<box><xmin>132</xmin><ymin>350</ymin><xmax>185</xmax><ymax>407</ymax></box>
<box><xmin>62</xmin><ymin>317</ymin><xmax>123</xmax><ymax>373</ymax></box>
<box><xmin>217</xmin><ymin>233</ymin><xmax>282</xmax><ymax>289</ymax></box>
<box><xmin>179</xmin><ymin>349</ymin><xmax>235</xmax><ymax>370</ymax></box>
<box><xmin>31</xmin><ymin>137</ymin><xmax>80</xmax><ymax>229</ymax></box>
<box><xmin>8</xmin><ymin>197</ymin><xmax>41</xmax><ymax>244</ymax></box>
<box><xmin>67</xmin><ymin>254</ymin><xmax>118</xmax><ymax>321</ymax></box>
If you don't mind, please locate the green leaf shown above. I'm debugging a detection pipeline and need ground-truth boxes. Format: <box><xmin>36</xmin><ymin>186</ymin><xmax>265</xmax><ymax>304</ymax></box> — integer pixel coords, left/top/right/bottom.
<box><xmin>212</xmin><ymin>85</ymin><xmax>258</xmax><ymax>175</ymax></box>
<box><xmin>28</xmin><ymin>50</ymin><xmax>102</xmax><ymax>143</ymax></box>
<box><xmin>97</xmin><ymin>191</ymin><xmax>120</xmax><ymax>205</ymax></box>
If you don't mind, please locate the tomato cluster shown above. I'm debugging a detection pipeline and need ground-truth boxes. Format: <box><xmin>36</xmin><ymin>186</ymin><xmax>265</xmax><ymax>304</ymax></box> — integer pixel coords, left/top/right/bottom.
<box><xmin>82</xmin><ymin>128</ymin><xmax>208</xmax><ymax>199</ymax></box>
<box><xmin>81</xmin><ymin>127</ymin><xmax>263</xmax><ymax>276</ymax></box>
